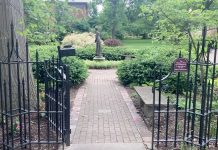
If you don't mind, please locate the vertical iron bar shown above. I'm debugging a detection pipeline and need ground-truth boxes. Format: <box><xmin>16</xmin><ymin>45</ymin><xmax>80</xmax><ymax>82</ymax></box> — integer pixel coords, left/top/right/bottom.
<box><xmin>151</xmin><ymin>67</ymin><xmax>156</xmax><ymax>150</ymax></box>
<box><xmin>165</xmin><ymin>97</ymin><xmax>170</xmax><ymax>147</ymax></box>
<box><xmin>7</xmin><ymin>39</ymin><xmax>14</xmax><ymax>148</ymax></box>
<box><xmin>191</xmin><ymin>42</ymin><xmax>200</xmax><ymax>145</ymax></box>
<box><xmin>157</xmin><ymin>69</ymin><xmax>162</xmax><ymax>147</ymax></box>
<box><xmin>52</xmin><ymin>57</ymin><xmax>55</xmax><ymax>130</ymax></box>
<box><xmin>216</xmin><ymin>116</ymin><xmax>218</xmax><ymax>147</ymax></box>
<box><xmin>4</xmin><ymin>81</ymin><xmax>9</xmax><ymax>148</ymax></box>
<box><xmin>16</xmin><ymin>40</ymin><xmax>23</xmax><ymax>147</ymax></box>
<box><xmin>0</xmin><ymin>63</ymin><xmax>5</xmax><ymax>150</ymax></box>
<box><xmin>36</xmin><ymin>50</ymin><xmax>41</xmax><ymax>145</ymax></box>
<box><xmin>183</xmin><ymin>39</ymin><xmax>192</xmax><ymax>140</ymax></box>
<box><xmin>45</xmin><ymin>61</ymin><xmax>50</xmax><ymax>149</ymax></box>
<box><xmin>208</xmin><ymin>41</ymin><xmax>217</xmax><ymax>141</ymax></box>
<box><xmin>204</xmin><ymin>82</ymin><xmax>210</xmax><ymax>146</ymax></box>
<box><xmin>187</xmin><ymin>79</ymin><xmax>193</xmax><ymax>140</ymax></box>
<box><xmin>22</xmin><ymin>79</ymin><xmax>27</xmax><ymax>146</ymax></box>
<box><xmin>65</xmin><ymin>65</ymin><xmax>71</xmax><ymax>146</ymax></box>
<box><xmin>174</xmin><ymin>52</ymin><xmax>182</xmax><ymax>148</ymax></box>
<box><xmin>55</xmin><ymin>59</ymin><xmax>59</xmax><ymax>143</ymax></box>
<box><xmin>199</xmin><ymin>81</ymin><xmax>206</xmax><ymax>148</ymax></box>
<box><xmin>48</xmin><ymin>59</ymin><xmax>52</xmax><ymax>134</ymax></box>
<box><xmin>61</xmin><ymin>64</ymin><xmax>64</xmax><ymax>142</ymax></box>
<box><xmin>26</xmin><ymin>42</ymin><xmax>31</xmax><ymax>148</ymax></box>
<box><xmin>174</xmin><ymin>71</ymin><xmax>180</xmax><ymax>148</ymax></box>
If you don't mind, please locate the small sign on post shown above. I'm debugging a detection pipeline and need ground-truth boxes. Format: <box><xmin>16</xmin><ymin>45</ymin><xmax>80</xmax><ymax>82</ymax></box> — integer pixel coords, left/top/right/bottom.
<box><xmin>58</xmin><ymin>45</ymin><xmax>76</xmax><ymax>62</ymax></box>
<box><xmin>173</xmin><ymin>58</ymin><xmax>188</xmax><ymax>72</ymax></box>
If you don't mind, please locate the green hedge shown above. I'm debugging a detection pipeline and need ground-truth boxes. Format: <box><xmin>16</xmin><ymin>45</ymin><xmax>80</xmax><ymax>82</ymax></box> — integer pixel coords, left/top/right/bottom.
<box><xmin>76</xmin><ymin>46</ymin><xmax>135</xmax><ymax>61</ymax></box>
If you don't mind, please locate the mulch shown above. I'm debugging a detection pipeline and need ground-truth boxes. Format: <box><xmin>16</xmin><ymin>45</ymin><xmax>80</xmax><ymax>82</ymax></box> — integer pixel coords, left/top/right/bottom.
<box><xmin>0</xmin><ymin>115</ymin><xmax>59</xmax><ymax>150</ymax></box>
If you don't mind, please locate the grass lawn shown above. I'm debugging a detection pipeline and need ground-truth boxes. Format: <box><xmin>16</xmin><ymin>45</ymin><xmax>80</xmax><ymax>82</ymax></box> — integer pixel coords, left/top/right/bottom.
<box><xmin>121</xmin><ymin>39</ymin><xmax>186</xmax><ymax>50</ymax></box>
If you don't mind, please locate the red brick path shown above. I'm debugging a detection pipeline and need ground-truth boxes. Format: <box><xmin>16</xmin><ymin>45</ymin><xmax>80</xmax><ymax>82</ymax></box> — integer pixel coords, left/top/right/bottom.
<box><xmin>70</xmin><ymin>69</ymin><xmax>151</xmax><ymax>147</ymax></box>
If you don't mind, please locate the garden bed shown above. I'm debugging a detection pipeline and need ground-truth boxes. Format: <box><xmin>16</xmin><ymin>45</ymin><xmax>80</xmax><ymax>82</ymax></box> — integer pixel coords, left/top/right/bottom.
<box><xmin>126</xmin><ymin>86</ymin><xmax>218</xmax><ymax>150</ymax></box>
<box><xmin>0</xmin><ymin>115</ymin><xmax>59</xmax><ymax>150</ymax></box>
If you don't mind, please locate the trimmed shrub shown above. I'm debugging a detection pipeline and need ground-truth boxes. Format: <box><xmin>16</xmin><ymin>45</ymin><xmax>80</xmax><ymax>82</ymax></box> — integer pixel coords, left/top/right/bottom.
<box><xmin>62</xmin><ymin>56</ymin><xmax>88</xmax><ymax>85</ymax></box>
<box><xmin>76</xmin><ymin>46</ymin><xmax>135</xmax><ymax>61</ymax></box>
<box><xmin>117</xmin><ymin>59</ymin><xmax>157</xmax><ymax>86</ymax></box>
<box><xmin>104</xmin><ymin>39</ymin><xmax>122</xmax><ymax>47</ymax></box>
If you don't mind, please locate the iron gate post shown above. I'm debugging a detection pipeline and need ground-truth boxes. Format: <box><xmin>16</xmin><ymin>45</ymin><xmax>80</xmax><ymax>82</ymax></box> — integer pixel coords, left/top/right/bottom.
<box><xmin>64</xmin><ymin>65</ymin><xmax>71</xmax><ymax>146</ymax></box>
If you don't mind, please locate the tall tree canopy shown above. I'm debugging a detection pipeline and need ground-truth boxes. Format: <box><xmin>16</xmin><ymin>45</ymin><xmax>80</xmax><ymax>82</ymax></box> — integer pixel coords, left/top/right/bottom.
<box><xmin>141</xmin><ymin>0</ymin><xmax>218</xmax><ymax>43</ymax></box>
<box><xmin>23</xmin><ymin>0</ymin><xmax>76</xmax><ymax>44</ymax></box>
<box><xmin>100</xmin><ymin>0</ymin><xmax>127</xmax><ymax>39</ymax></box>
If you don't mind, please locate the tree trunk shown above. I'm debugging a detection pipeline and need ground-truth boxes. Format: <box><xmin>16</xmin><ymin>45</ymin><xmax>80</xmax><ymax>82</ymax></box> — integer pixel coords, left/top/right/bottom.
<box><xmin>0</xmin><ymin>0</ymin><xmax>36</xmax><ymax>111</ymax></box>
<box><xmin>112</xmin><ymin>24</ymin><xmax>116</xmax><ymax>39</ymax></box>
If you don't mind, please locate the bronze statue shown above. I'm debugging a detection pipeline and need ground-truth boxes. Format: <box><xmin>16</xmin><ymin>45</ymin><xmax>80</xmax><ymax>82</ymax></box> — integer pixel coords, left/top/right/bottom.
<box><xmin>95</xmin><ymin>28</ymin><xmax>102</xmax><ymax>57</ymax></box>
<box><xmin>94</xmin><ymin>28</ymin><xmax>105</xmax><ymax>61</ymax></box>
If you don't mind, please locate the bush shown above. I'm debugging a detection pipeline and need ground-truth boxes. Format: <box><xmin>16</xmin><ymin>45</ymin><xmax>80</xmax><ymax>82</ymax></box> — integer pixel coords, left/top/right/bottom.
<box><xmin>62</xmin><ymin>32</ymin><xmax>103</xmax><ymax>48</ymax></box>
<box><xmin>62</xmin><ymin>57</ymin><xmax>88</xmax><ymax>85</ymax></box>
<box><xmin>117</xmin><ymin>48</ymin><xmax>190</xmax><ymax>93</ymax></box>
<box><xmin>117</xmin><ymin>59</ymin><xmax>157</xmax><ymax>85</ymax></box>
<box><xmin>104</xmin><ymin>39</ymin><xmax>122</xmax><ymax>47</ymax></box>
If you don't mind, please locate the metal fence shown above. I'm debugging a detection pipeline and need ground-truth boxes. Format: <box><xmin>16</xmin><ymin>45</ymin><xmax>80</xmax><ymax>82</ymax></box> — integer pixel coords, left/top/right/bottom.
<box><xmin>0</xmin><ymin>24</ymin><xmax>71</xmax><ymax>150</ymax></box>
<box><xmin>152</xmin><ymin>40</ymin><xmax>218</xmax><ymax>149</ymax></box>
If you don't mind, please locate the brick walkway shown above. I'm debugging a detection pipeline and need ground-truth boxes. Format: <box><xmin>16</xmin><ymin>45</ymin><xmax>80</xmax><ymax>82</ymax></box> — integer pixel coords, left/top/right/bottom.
<box><xmin>66</xmin><ymin>69</ymin><xmax>151</xmax><ymax>150</ymax></box>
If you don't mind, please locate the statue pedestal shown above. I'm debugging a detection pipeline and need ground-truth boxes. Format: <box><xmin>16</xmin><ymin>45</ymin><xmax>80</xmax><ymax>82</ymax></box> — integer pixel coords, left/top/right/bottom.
<box><xmin>93</xmin><ymin>56</ymin><xmax>105</xmax><ymax>61</ymax></box>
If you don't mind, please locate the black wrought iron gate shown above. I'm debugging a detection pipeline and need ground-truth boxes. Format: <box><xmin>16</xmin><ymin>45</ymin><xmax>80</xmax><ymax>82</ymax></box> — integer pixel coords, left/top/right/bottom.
<box><xmin>0</xmin><ymin>24</ymin><xmax>71</xmax><ymax>150</ymax></box>
<box><xmin>152</xmin><ymin>40</ymin><xmax>218</xmax><ymax>150</ymax></box>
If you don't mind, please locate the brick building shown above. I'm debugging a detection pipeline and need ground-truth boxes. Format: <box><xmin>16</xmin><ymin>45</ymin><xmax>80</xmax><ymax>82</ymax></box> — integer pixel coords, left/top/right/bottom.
<box><xmin>68</xmin><ymin>0</ymin><xmax>91</xmax><ymax>19</ymax></box>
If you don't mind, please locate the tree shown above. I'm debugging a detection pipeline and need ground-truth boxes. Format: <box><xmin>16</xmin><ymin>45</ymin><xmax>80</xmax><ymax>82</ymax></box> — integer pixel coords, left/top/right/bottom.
<box><xmin>141</xmin><ymin>0</ymin><xmax>218</xmax><ymax>84</ymax></box>
<box><xmin>100</xmin><ymin>0</ymin><xmax>127</xmax><ymax>39</ymax></box>
<box><xmin>141</xmin><ymin>0</ymin><xmax>218</xmax><ymax>44</ymax></box>
<box><xmin>23</xmin><ymin>0</ymin><xmax>76</xmax><ymax>44</ymax></box>
<box><xmin>23</xmin><ymin>0</ymin><xmax>56</xmax><ymax>44</ymax></box>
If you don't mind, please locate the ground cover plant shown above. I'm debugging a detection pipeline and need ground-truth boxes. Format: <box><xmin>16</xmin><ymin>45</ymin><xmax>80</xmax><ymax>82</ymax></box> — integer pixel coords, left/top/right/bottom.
<box><xmin>85</xmin><ymin>60</ymin><xmax>122</xmax><ymax>69</ymax></box>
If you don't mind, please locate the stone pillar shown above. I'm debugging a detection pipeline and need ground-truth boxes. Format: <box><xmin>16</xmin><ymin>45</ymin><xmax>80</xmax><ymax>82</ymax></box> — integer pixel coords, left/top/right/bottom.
<box><xmin>0</xmin><ymin>0</ymin><xmax>36</xmax><ymax>110</ymax></box>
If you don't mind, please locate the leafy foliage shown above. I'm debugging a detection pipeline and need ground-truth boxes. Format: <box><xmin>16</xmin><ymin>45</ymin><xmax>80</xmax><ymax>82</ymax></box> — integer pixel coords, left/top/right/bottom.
<box><xmin>141</xmin><ymin>0</ymin><xmax>218</xmax><ymax>43</ymax></box>
<box><xmin>73</xmin><ymin>20</ymin><xmax>90</xmax><ymax>32</ymax></box>
<box><xmin>23</xmin><ymin>0</ymin><xmax>76</xmax><ymax>44</ymax></box>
